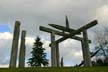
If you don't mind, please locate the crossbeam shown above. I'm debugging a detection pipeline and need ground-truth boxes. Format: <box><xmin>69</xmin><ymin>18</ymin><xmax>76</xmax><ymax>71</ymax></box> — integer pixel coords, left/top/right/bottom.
<box><xmin>48</xmin><ymin>24</ymin><xmax>81</xmax><ymax>34</ymax></box>
<box><xmin>54</xmin><ymin>20</ymin><xmax>97</xmax><ymax>44</ymax></box>
<box><xmin>40</xmin><ymin>26</ymin><xmax>91</xmax><ymax>43</ymax></box>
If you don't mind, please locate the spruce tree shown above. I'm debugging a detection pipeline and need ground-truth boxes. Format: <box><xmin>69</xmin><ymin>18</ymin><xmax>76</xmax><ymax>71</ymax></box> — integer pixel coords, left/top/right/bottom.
<box><xmin>27</xmin><ymin>37</ymin><xmax>48</xmax><ymax>67</ymax></box>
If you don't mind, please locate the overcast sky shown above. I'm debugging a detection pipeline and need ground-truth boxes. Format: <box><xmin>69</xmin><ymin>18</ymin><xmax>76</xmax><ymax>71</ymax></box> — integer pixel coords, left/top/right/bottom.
<box><xmin>0</xmin><ymin>0</ymin><xmax>108</xmax><ymax>67</ymax></box>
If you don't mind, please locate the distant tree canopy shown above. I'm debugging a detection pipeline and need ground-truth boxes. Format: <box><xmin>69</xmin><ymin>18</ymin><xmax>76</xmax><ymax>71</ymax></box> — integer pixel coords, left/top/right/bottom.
<box><xmin>92</xmin><ymin>27</ymin><xmax>108</xmax><ymax>66</ymax></box>
<box><xmin>27</xmin><ymin>37</ymin><xmax>48</xmax><ymax>67</ymax></box>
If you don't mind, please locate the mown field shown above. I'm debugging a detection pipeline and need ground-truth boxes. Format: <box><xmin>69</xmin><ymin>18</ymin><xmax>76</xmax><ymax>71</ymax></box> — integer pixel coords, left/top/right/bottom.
<box><xmin>0</xmin><ymin>67</ymin><xmax>108</xmax><ymax>72</ymax></box>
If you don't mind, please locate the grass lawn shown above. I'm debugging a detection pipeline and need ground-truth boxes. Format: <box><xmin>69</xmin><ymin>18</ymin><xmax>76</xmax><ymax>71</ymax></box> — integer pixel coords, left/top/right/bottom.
<box><xmin>0</xmin><ymin>67</ymin><xmax>108</xmax><ymax>72</ymax></box>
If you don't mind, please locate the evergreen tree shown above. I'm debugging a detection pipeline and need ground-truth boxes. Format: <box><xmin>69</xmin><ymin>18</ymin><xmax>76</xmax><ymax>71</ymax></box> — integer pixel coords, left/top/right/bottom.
<box><xmin>27</xmin><ymin>37</ymin><xmax>48</xmax><ymax>67</ymax></box>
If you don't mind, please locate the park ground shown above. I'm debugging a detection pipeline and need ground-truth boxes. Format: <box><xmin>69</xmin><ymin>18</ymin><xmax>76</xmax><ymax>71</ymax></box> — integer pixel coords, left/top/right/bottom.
<box><xmin>0</xmin><ymin>67</ymin><xmax>108</xmax><ymax>72</ymax></box>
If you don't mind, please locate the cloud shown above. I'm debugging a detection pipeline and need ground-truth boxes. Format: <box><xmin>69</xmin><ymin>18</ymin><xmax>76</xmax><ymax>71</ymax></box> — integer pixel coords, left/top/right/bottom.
<box><xmin>0</xmin><ymin>32</ymin><xmax>12</xmax><ymax>67</ymax></box>
<box><xmin>95</xmin><ymin>5</ymin><xmax>108</xmax><ymax>26</ymax></box>
<box><xmin>0</xmin><ymin>64</ymin><xmax>9</xmax><ymax>68</ymax></box>
<box><xmin>59</xmin><ymin>39</ymin><xmax>83</xmax><ymax>66</ymax></box>
<box><xmin>0</xmin><ymin>0</ymin><xmax>107</xmax><ymax>34</ymax></box>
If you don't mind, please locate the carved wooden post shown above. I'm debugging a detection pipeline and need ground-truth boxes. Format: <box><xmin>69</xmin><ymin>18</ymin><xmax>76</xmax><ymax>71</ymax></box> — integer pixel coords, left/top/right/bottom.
<box><xmin>19</xmin><ymin>30</ymin><xmax>26</xmax><ymax>68</ymax></box>
<box><xmin>82</xmin><ymin>30</ymin><xmax>92</xmax><ymax>67</ymax></box>
<box><xmin>9</xmin><ymin>21</ymin><xmax>20</xmax><ymax>68</ymax></box>
<box><xmin>51</xmin><ymin>31</ymin><xmax>57</xmax><ymax>67</ymax></box>
<box><xmin>56</xmin><ymin>43</ymin><xmax>60</xmax><ymax>67</ymax></box>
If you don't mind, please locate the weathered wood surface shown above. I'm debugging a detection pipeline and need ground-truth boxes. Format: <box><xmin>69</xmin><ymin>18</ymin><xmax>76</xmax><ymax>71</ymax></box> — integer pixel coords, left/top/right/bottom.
<box><xmin>78</xmin><ymin>49</ymin><xmax>100</xmax><ymax>66</ymax></box>
<box><xmin>60</xmin><ymin>57</ymin><xmax>64</xmax><ymax>67</ymax></box>
<box><xmin>40</xmin><ymin>26</ymin><xmax>91</xmax><ymax>43</ymax></box>
<box><xmin>55</xmin><ymin>20</ymin><xmax>97</xmax><ymax>44</ymax></box>
<box><xmin>56</xmin><ymin>43</ymin><xmax>60</xmax><ymax>67</ymax></box>
<box><xmin>65</xmin><ymin>15</ymin><xmax>69</xmax><ymax>28</ymax></box>
<box><xmin>40</xmin><ymin>20</ymin><xmax>97</xmax><ymax>67</ymax></box>
<box><xmin>81</xmin><ymin>30</ymin><xmax>92</xmax><ymax>67</ymax></box>
<box><xmin>9</xmin><ymin>21</ymin><xmax>20</xmax><ymax>68</ymax></box>
<box><xmin>49</xmin><ymin>16</ymin><xmax>80</xmax><ymax>34</ymax></box>
<box><xmin>51</xmin><ymin>32</ymin><xmax>57</xmax><ymax>67</ymax></box>
<box><xmin>48</xmin><ymin>24</ymin><xmax>81</xmax><ymax>34</ymax></box>
<box><xmin>19</xmin><ymin>30</ymin><xmax>26</xmax><ymax>68</ymax></box>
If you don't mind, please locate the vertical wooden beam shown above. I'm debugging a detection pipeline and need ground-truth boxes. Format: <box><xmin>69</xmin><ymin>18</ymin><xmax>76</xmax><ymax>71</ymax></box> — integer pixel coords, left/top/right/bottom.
<box><xmin>81</xmin><ymin>40</ymin><xmax>87</xmax><ymax>66</ymax></box>
<box><xmin>60</xmin><ymin>57</ymin><xmax>64</xmax><ymax>67</ymax></box>
<box><xmin>9</xmin><ymin>21</ymin><xmax>20</xmax><ymax>68</ymax></box>
<box><xmin>82</xmin><ymin>30</ymin><xmax>92</xmax><ymax>67</ymax></box>
<box><xmin>56</xmin><ymin>43</ymin><xmax>60</xmax><ymax>67</ymax></box>
<box><xmin>19</xmin><ymin>30</ymin><xmax>26</xmax><ymax>68</ymax></box>
<box><xmin>51</xmin><ymin>31</ymin><xmax>57</xmax><ymax>67</ymax></box>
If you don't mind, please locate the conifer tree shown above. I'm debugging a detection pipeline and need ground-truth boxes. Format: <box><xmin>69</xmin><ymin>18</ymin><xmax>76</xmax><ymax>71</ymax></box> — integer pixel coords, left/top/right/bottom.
<box><xmin>27</xmin><ymin>37</ymin><xmax>48</xmax><ymax>67</ymax></box>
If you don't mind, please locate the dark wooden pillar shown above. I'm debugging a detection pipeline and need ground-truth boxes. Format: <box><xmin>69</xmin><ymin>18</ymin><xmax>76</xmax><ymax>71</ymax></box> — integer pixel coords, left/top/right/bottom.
<box><xmin>9</xmin><ymin>21</ymin><xmax>20</xmax><ymax>68</ymax></box>
<box><xmin>60</xmin><ymin>57</ymin><xmax>64</xmax><ymax>67</ymax></box>
<box><xmin>51</xmin><ymin>31</ymin><xmax>57</xmax><ymax>67</ymax></box>
<box><xmin>82</xmin><ymin>30</ymin><xmax>92</xmax><ymax>67</ymax></box>
<box><xmin>19</xmin><ymin>30</ymin><xmax>26</xmax><ymax>68</ymax></box>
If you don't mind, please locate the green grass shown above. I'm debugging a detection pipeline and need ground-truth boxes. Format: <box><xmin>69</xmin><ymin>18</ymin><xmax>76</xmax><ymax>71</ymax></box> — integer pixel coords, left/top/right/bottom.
<box><xmin>0</xmin><ymin>67</ymin><xmax>108</xmax><ymax>72</ymax></box>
